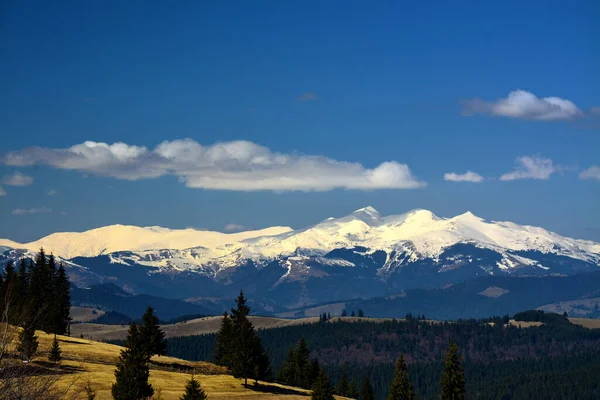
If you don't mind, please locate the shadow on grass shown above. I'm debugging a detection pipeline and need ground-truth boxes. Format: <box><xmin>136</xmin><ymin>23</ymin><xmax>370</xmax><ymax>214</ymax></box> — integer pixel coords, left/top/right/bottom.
<box><xmin>2</xmin><ymin>361</ymin><xmax>85</xmax><ymax>377</ymax></box>
<box><xmin>246</xmin><ymin>382</ymin><xmax>309</xmax><ymax>396</ymax></box>
<box><xmin>59</xmin><ymin>338</ymin><xmax>92</xmax><ymax>345</ymax></box>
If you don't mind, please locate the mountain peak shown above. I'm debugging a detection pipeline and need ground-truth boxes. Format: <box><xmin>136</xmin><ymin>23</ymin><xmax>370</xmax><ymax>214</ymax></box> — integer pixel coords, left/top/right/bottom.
<box><xmin>453</xmin><ymin>211</ymin><xmax>483</xmax><ymax>221</ymax></box>
<box><xmin>353</xmin><ymin>206</ymin><xmax>380</xmax><ymax>216</ymax></box>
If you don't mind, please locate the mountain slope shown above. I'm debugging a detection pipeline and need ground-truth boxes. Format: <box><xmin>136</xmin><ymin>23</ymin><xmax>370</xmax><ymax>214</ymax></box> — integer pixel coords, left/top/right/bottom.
<box><xmin>1</xmin><ymin>207</ymin><xmax>598</xmax><ymax>309</ymax></box>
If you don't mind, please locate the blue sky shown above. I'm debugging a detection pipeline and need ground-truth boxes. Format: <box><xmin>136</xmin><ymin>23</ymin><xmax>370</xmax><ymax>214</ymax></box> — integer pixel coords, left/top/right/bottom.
<box><xmin>1</xmin><ymin>0</ymin><xmax>599</xmax><ymax>242</ymax></box>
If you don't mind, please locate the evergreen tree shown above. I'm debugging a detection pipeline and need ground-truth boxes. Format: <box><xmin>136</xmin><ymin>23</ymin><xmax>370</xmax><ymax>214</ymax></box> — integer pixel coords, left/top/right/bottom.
<box><xmin>52</xmin><ymin>262</ymin><xmax>72</xmax><ymax>335</ymax></box>
<box><xmin>29</xmin><ymin>248</ymin><xmax>55</xmax><ymax>331</ymax></box>
<box><xmin>48</xmin><ymin>334</ymin><xmax>62</xmax><ymax>362</ymax></box>
<box><xmin>348</xmin><ymin>378</ymin><xmax>358</xmax><ymax>399</ymax></box>
<box><xmin>112</xmin><ymin>321</ymin><xmax>154</xmax><ymax>400</ymax></box>
<box><xmin>16</xmin><ymin>258</ymin><xmax>29</xmax><ymax>313</ymax></box>
<box><xmin>388</xmin><ymin>354</ymin><xmax>414</xmax><ymax>400</ymax></box>
<box><xmin>440</xmin><ymin>342</ymin><xmax>466</xmax><ymax>400</ymax></box>
<box><xmin>341</xmin><ymin>310</ymin><xmax>347</xmax><ymax>317</ymax></box>
<box><xmin>336</xmin><ymin>368</ymin><xmax>349</xmax><ymax>397</ymax></box>
<box><xmin>351</xmin><ymin>311</ymin><xmax>356</xmax><ymax>317</ymax></box>
<box><xmin>277</xmin><ymin>347</ymin><xmax>297</xmax><ymax>384</ymax></box>
<box><xmin>358</xmin><ymin>376</ymin><xmax>374</xmax><ymax>400</ymax></box>
<box><xmin>278</xmin><ymin>337</ymin><xmax>314</xmax><ymax>388</ymax></box>
<box><xmin>17</xmin><ymin>324</ymin><xmax>38</xmax><ymax>361</ymax></box>
<box><xmin>358</xmin><ymin>309</ymin><xmax>365</xmax><ymax>318</ymax></box>
<box><xmin>229</xmin><ymin>290</ymin><xmax>271</xmax><ymax>386</ymax></box>
<box><xmin>1</xmin><ymin>261</ymin><xmax>16</xmax><ymax>318</ymax></box>
<box><xmin>139</xmin><ymin>306</ymin><xmax>167</xmax><ymax>358</ymax></box>
<box><xmin>306</xmin><ymin>359</ymin><xmax>320</xmax><ymax>389</ymax></box>
<box><xmin>214</xmin><ymin>312</ymin><xmax>233</xmax><ymax>367</ymax></box>
<box><xmin>311</xmin><ymin>369</ymin><xmax>334</xmax><ymax>400</ymax></box>
<box><xmin>180</xmin><ymin>373</ymin><xmax>207</xmax><ymax>400</ymax></box>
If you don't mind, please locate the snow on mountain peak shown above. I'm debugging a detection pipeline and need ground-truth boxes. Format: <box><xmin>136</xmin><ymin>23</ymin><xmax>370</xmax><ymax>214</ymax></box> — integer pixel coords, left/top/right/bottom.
<box><xmin>353</xmin><ymin>206</ymin><xmax>380</xmax><ymax>215</ymax></box>
<box><xmin>0</xmin><ymin>208</ymin><xmax>598</xmax><ymax>270</ymax></box>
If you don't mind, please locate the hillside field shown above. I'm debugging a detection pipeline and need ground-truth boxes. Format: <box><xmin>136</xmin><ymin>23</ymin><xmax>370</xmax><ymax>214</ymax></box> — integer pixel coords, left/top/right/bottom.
<box><xmin>5</xmin><ymin>329</ymin><xmax>346</xmax><ymax>400</ymax></box>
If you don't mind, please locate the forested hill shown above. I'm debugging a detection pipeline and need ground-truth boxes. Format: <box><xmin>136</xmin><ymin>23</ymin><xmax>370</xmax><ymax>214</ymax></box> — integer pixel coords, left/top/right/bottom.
<box><xmin>166</xmin><ymin>315</ymin><xmax>600</xmax><ymax>399</ymax></box>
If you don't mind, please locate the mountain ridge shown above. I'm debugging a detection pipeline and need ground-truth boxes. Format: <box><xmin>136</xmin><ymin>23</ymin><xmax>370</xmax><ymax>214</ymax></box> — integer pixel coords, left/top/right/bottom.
<box><xmin>2</xmin><ymin>207</ymin><xmax>597</xmax><ymax>266</ymax></box>
<box><xmin>1</xmin><ymin>207</ymin><xmax>599</xmax><ymax>309</ymax></box>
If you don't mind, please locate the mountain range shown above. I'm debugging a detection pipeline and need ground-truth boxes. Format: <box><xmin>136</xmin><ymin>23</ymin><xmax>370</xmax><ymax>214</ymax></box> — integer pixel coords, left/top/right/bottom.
<box><xmin>1</xmin><ymin>207</ymin><xmax>599</xmax><ymax>314</ymax></box>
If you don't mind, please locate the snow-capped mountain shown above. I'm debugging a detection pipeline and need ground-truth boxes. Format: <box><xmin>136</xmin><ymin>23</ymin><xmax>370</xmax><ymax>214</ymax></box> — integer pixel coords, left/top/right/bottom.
<box><xmin>1</xmin><ymin>207</ymin><xmax>599</xmax><ymax>309</ymax></box>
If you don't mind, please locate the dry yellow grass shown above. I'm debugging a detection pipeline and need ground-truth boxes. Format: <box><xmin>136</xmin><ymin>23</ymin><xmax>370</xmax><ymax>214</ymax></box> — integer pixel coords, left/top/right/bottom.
<box><xmin>569</xmin><ymin>318</ymin><xmax>600</xmax><ymax>329</ymax></box>
<box><xmin>12</xmin><ymin>330</ymin><xmax>345</xmax><ymax>400</ymax></box>
<box><xmin>71</xmin><ymin>315</ymin><xmax>321</xmax><ymax>341</ymax></box>
<box><xmin>70</xmin><ymin>306</ymin><xmax>105</xmax><ymax>322</ymax></box>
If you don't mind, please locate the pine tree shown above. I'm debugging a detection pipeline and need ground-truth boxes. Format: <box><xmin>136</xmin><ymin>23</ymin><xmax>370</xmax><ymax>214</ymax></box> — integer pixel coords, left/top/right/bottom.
<box><xmin>229</xmin><ymin>290</ymin><xmax>271</xmax><ymax>386</ymax></box>
<box><xmin>180</xmin><ymin>373</ymin><xmax>207</xmax><ymax>400</ymax></box>
<box><xmin>17</xmin><ymin>324</ymin><xmax>38</xmax><ymax>361</ymax></box>
<box><xmin>358</xmin><ymin>309</ymin><xmax>365</xmax><ymax>318</ymax></box>
<box><xmin>336</xmin><ymin>368</ymin><xmax>349</xmax><ymax>397</ymax></box>
<box><xmin>295</xmin><ymin>338</ymin><xmax>310</xmax><ymax>387</ymax></box>
<box><xmin>440</xmin><ymin>342</ymin><xmax>466</xmax><ymax>400</ymax></box>
<box><xmin>341</xmin><ymin>310</ymin><xmax>347</xmax><ymax>317</ymax></box>
<box><xmin>277</xmin><ymin>337</ymin><xmax>316</xmax><ymax>388</ymax></box>
<box><xmin>52</xmin><ymin>262</ymin><xmax>72</xmax><ymax>335</ymax></box>
<box><xmin>311</xmin><ymin>369</ymin><xmax>334</xmax><ymax>400</ymax></box>
<box><xmin>139</xmin><ymin>306</ymin><xmax>167</xmax><ymax>358</ymax></box>
<box><xmin>214</xmin><ymin>311</ymin><xmax>233</xmax><ymax>367</ymax></box>
<box><xmin>48</xmin><ymin>334</ymin><xmax>62</xmax><ymax>362</ymax></box>
<box><xmin>29</xmin><ymin>248</ymin><xmax>55</xmax><ymax>331</ymax></box>
<box><xmin>358</xmin><ymin>376</ymin><xmax>375</xmax><ymax>400</ymax></box>
<box><xmin>1</xmin><ymin>261</ymin><xmax>15</xmax><ymax>319</ymax></box>
<box><xmin>16</xmin><ymin>258</ymin><xmax>29</xmax><ymax>314</ymax></box>
<box><xmin>348</xmin><ymin>378</ymin><xmax>359</xmax><ymax>399</ymax></box>
<box><xmin>388</xmin><ymin>354</ymin><xmax>414</xmax><ymax>400</ymax></box>
<box><xmin>111</xmin><ymin>321</ymin><xmax>154</xmax><ymax>400</ymax></box>
<box><xmin>277</xmin><ymin>346</ymin><xmax>297</xmax><ymax>384</ymax></box>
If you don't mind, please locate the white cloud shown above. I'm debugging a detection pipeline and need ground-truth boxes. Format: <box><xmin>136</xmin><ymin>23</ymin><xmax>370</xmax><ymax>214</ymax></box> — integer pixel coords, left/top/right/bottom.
<box><xmin>0</xmin><ymin>186</ymin><xmax>6</xmax><ymax>196</ymax></box>
<box><xmin>223</xmin><ymin>223</ymin><xmax>248</xmax><ymax>232</ymax></box>
<box><xmin>579</xmin><ymin>166</ymin><xmax>600</xmax><ymax>181</ymax></box>
<box><xmin>462</xmin><ymin>90</ymin><xmax>583</xmax><ymax>121</ymax></box>
<box><xmin>444</xmin><ymin>171</ymin><xmax>484</xmax><ymax>183</ymax></box>
<box><xmin>297</xmin><ymin>92</ymin><xmax>319</xmax><ymax>101</ymax></box>
<box><xmin>3</xmin><ymin>171</ymin><xmax>34</xmax><ymax>186</ymax></box>
<box><xmin>48</xmin><ymin>189</ymin><xmax>57</xmax><ymax>196</ymax></box>
<box><xmin>2</xmin><ymin>139</ymin><xmax>425</xmax><ymax>191</ymax></box>
<box><xmin>12</xmin><ymin>207</ymin><xmax>52</xmax><ymax>215</ymax></box>
<box><xmin>500</xmin><ymin>156</ymin><xmax>556</xmax><ymax>181</ymax></box>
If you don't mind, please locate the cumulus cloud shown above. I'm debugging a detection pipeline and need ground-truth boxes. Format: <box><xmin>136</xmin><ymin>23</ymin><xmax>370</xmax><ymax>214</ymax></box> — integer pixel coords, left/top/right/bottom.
<box><xmin>500</xmin><ymin>156</ymin><xmax>556</xmax><ymax>181</ymax></box>
<box><xmin>223</xmin><ymin>223</ymin><xmax>248</xmax><ymax>232</ymax></box>
<box><xmin>297</xmin><ymin>92</ymin><xmax>319</xmax><ymax>101</ymax></box>
<box><xmin>48</xmin><ymin>189</ymin><xmax>57</xmax><ymax>195</ymax></box>
<box><xmin>461</xmin><ymin>90</ymin><xmax>583</xmax><ymax>121</ymax></box>
<box><xmin>444</xmin><ymin>171</ymin><xmax>484</xmax><ymax>183</ymax></box>
<box><xmin>579</xmin><ymin>166</ymin><xmax>600</xmax><ymax>181</ymax></box>
<box><xmin>3</xmin><ymin>171</ymin><xmax>34</xmax><ymax>186</ymax></box>
<box><xmin>12</xmin><ymin>207</ymin><xmax>52</xmax><ymax>215</ymax></box>
<box><xmin>2</xmin><ymin>139</ymin><xmax>425</xmax><ymax>191</ymax></box>
<box><xmin>0</xmin><ymin>186</ymin><xmax>6</xmax><ymax>196</ymax></box>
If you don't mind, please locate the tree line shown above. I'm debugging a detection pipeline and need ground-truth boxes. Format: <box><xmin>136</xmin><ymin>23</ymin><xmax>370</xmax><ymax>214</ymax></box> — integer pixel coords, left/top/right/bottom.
<box><xmin>210</xmin><ymin>292</ymin><xmax>465</xmax><ymax>400</ymax></box>
<box><xmin>272</xmin><ymin>334</ymin><xmax>464</xmax><ymax>400</ymax></box>
<box><xmin>0</xmin><ymin>249</ymin><xmax>71</xmax><ymax>361</ymax></box>
<box><xmin>167</xmin><ymin>305</ymin><xmax>600</xmax><ymax>399</ymax></box>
